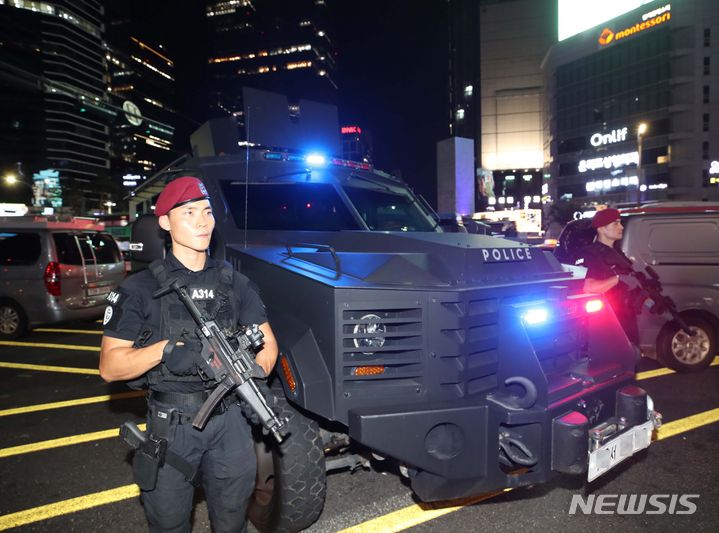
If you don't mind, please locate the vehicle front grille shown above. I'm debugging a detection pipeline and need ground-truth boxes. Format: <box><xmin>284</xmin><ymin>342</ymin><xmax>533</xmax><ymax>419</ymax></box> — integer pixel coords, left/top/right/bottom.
<box><xmin>341</xmin><ymin>304</ymin><xmax>424</xmax><ymax>398</ymax></box>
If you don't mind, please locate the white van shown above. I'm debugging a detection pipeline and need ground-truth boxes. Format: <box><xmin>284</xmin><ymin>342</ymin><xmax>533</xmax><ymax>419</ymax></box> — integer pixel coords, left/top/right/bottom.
<box><xmin>0</xmin><ymin>216</ymin><xmax>126</xmax><ymax>338</ymax></box>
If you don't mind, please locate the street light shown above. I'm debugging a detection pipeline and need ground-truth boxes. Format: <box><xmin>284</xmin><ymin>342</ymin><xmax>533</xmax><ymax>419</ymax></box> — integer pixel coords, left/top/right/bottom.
<box><xmin>636</xmin><ymin>122</ymin><xmax>648</xmax><ymax>207</ymax></box>
<box><xmin>4</xmin><ymin>173</ymin><xmax>18</xmax><ymax>185</ymax></box>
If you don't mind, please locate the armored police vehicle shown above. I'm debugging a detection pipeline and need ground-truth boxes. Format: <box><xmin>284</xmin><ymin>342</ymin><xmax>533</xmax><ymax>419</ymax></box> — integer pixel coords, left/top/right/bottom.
<box><xmin>129</xmin><ymin>134</ymin><xmax>661</xmax><ymax>533</ymax></box>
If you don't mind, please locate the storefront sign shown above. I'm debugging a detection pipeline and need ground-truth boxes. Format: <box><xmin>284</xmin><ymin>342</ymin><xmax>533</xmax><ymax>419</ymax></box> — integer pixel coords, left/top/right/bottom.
<box><xmin>598</xmin><ymin>4</ymin><xmax>671</xmax><ymax>46</ymax></box>
<box><xmin>578</xmin><ymin>151</ymin><xmax>639</xmax><ymax>173</ymax></box>
<box><xmin>590</xmin><ymin>127</ymin><xmax>628</xmax><ymax>146</ymax></box>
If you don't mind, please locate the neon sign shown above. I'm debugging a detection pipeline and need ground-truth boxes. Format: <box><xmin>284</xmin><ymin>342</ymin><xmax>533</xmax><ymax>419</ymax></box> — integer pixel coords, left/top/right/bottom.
<box><xmin>578</xmin><ymin>151</ymin><xmax>639</xmax><ymax>173</ymax></box>
<box><xmin>598</xmin><ymin>4</ymin><xmax>671</xmax><ymax>46</ymax></box>
<box><xmin>589</xmin><ymin>127</ymin><xmax>628</xmax><ymax>147</ymax></box>
<box><xmin>341</xmin><ymin>125</ymin><xmax>362</xmax><ymax>135</ymax></box>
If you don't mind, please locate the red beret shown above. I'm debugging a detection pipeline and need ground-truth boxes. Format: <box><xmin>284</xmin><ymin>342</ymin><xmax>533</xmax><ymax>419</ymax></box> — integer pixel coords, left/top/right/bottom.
<box><xmin>154</xmin><ymin>177</ymin><xmax>210</xmax><ymax>217</ymax></box>
<box><xmin>591</xmin><ymin>208</ymin><xmax>620</xmax><ymax>228</ymax></box>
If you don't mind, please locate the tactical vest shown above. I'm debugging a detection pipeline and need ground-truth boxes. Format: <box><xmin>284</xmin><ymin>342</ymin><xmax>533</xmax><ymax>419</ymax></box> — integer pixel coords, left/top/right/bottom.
<box><xmin>127</xmin><ymin>257</ymin><xmax>240</xmax><ymax>389</ymax></box>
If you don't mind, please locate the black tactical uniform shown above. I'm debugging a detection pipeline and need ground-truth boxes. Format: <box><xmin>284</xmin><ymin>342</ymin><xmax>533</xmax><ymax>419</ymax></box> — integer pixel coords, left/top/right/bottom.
<box><xmin>579</xmin><ymin>241</ymin><xmax>640</xmax><ymax>345</ymax></box>
<box><xmin>104</xmin><ymin>251</ymin><xmax>267</xmax><ymax>532</ymax></box>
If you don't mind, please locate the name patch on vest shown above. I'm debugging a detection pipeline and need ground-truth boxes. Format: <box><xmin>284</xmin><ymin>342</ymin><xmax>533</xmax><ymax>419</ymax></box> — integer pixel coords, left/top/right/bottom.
<box><xmin>191</xmin><ymin>288</ymin><xmax>215</xmax><ymax>299</ymax></box>
<box><xmin>481</xmin><ymin>247</ymin><xmax>533</xmax><ymax>263</ymax></box>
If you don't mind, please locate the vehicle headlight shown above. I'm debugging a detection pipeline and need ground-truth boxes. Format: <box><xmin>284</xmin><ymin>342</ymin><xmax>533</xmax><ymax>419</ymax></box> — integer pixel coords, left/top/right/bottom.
<box><xmin>353</xmin><ymin>313</ymin><xmax>386</xmax><ymax>353</ymax></box>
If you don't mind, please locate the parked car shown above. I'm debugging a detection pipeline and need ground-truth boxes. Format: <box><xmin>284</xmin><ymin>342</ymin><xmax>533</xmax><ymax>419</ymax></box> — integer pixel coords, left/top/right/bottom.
<box><xmin>555</xmin><ymin>202</ymin><xmax>719</xmax><ymax>372</ymax></box>
<box><xmin>0</xmin><ymin>216</ymin><xmax>126</xmax><ymax>338</ymax></box>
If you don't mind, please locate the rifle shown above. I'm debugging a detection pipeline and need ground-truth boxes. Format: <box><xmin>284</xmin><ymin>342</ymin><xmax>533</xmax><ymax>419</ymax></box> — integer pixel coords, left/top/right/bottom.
<box><xmin>153</xmin><ymin>278</ymin><xmax>287</xmax><ymax>443</ymax></box>
<box><xmin>606</xmin><ymin>252</ymin><xmax>694</xmax><ymax>336</ymax></box>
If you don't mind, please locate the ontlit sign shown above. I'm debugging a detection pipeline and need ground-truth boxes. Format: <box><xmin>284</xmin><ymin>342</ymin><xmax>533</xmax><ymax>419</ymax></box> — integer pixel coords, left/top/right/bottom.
<box><xmin>578</xmin><ymin>151</ymin><xmax>638</xmax><ymax>173</ymax></box>
<box><xmin>590</xmin><ymin>127</ymin><xmax>628</xmax><ymax>147</ymax></box>
<box><xmin>341</xmin><ymin>125</ymin><xmax>361</xmax><ymax>135</ymax></box>
<box><xmin>709</xmin><ymin>161</ymin><xmax>719</xmax><ymax>175</ymax></box>
<box><xmin>598</xmin><ymin>4</ymin><xmax>671</xmax><ymax>46</ymax></box>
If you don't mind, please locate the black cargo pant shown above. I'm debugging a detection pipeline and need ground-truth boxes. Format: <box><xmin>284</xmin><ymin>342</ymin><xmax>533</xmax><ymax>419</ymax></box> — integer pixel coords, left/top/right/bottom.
<box><xmin>140</xmin><ymin>399</ymin><xmax>256</xmax><ymax>533</ymax></box>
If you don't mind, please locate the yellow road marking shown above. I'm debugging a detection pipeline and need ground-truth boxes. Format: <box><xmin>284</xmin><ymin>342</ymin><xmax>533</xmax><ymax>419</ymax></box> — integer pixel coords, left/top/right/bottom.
<box><xmin>655</xmin><ymin>407</ymin><xmax>719</xmax><ymax>441</ymax></box>
<box><xmin>0</xmin><ymin>485</ymin><xmax>140</xmax><ymax>531</ymax></box>
<box><xmin>0</xmin><ymin>390</ymin><xmax>145</xmax><ymax>417</ymax></box>
<box><xmin>34</xmin><ymin>328</ymin><xmax>103</xmax><ymax>335</ymax></box>
<box><xmin>338</xmin><ymin>489</ymin><xmax>511</xmax><ymax>533</ymax></box>
<box><xmin>0</xmin><ymin>362</ymin><xmax>99</xmax><ymax>375</ymax></box>
<box><xmin>636</xmin><ymin>356</ymin><xmax>719</xmax><ymax>381</ymax></box>
<box><xmin>0</xmin><ymin>424</ymin><xmax>146</xmax><ymax>459</ymax></box>
<box><xmin>0</xmin><ymin>341</ymin><xmax>99</xmax><ymax>352</ymax></box>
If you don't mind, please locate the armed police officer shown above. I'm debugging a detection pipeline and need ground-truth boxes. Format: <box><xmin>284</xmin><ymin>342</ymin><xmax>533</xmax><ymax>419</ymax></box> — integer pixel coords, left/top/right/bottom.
<box><xmin>99</xmin><ymin>176</ymin><xmax>278</xmax><ymax>533</ymax></box>
<box><xmin>579</xmin><ymin>207</ymin><xmax>640</xmax><ymax>346</ymax></box>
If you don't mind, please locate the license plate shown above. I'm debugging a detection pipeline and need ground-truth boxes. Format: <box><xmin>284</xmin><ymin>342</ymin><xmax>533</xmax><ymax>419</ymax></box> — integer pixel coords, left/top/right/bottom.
<box><xmin>87</xmin><ymin>286</ymin><xmax>112</xmax><ymax>297</ymax></box>
<box><xmin>588</xmin><ymin>419</ymin><xmax>654</xmax><ymax>482</ymax></box>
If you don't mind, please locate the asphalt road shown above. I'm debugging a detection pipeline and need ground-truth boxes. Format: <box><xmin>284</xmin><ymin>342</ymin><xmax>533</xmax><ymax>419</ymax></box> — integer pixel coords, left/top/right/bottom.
<box><xmin>0</xmin><ymin>321</ymin><xmax>717</xmax><ymax>532</ymax></box>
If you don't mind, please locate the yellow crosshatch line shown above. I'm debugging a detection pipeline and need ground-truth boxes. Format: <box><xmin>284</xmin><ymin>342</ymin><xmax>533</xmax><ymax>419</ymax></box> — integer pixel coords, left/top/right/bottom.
<box><xmin>0</xmin><ymin>407</ymin><xmax>716</xmax><ymax>531</ymax></box>
<box><xmin>0</xmin><ymin>340</ymin><xmax>100</xmax><ymax>351</ymax></box>
<box><xmin>0</xmin><ymin>390</ymin><xmax>146</xmax><ymax>417</ymax></box>
<box><xmin>0</xmin><ymin>362</ymin><xmax>99</xmax><ymax>375</ymax></box>
<box><xmin>0</xmin><ymin>424</ymin><xmax>147</xmax><ymax>459</ymax></box>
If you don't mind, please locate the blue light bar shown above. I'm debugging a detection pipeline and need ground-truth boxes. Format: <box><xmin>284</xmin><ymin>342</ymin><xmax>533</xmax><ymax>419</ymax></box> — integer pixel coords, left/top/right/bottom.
<box><xmin>522</xmin><ymin>308</ymin><xmax>549</xmax><ymax>325</ymax></box>
<box><xmin>305</xmin><ymin>153</ymin><xmax>327</xmax><ymax>167</ymax></box>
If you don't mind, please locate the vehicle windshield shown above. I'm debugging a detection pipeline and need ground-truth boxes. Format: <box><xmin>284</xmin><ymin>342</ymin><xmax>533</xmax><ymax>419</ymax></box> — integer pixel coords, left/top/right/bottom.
<box><xmin>341</xmin><ymin>185</ymin><xmax>438</xmax><ymax>232</ymax></box>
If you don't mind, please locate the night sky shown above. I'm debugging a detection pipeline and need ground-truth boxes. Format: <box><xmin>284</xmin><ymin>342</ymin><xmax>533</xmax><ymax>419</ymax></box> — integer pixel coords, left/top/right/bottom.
<box><xmin>110</xmin><ymin>0</ymin><xmax>450</xmax><ymax>205</ymax></box>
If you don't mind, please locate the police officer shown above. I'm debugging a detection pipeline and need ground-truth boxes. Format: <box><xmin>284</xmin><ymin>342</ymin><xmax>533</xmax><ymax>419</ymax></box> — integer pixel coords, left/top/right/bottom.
<box><xmin>579</xmin><ymin>208</ymin><xmax>640</xmax><ymax>346</ymax></box>
<box><xmin>99</xmin><ymin>176</ymin><xmax>278</xmax><ymax>532</ymax></box>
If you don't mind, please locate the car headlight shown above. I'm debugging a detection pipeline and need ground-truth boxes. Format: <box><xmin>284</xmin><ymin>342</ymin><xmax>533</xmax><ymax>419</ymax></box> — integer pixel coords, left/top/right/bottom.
<box><xmin>353</xmin><ymin>313</ymin><xmax>386</xmax><ymax>353</ymax></box>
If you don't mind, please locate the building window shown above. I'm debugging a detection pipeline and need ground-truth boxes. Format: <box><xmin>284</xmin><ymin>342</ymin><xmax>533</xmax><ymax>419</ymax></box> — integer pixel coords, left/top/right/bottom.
<box><xmin>702</xmin><ymin>141</ymin><xmax>709</xmax><ymax>160</ymax></box>
<box><xmin>704</xmin><ymin>114</ymin><xmax>710</xmax><ymax>132</ymax></box>
<box><xmin>704</xmin><ymin>86</ymin><xmax>711</xmax><ymax>104</ymax></box>
<box><xmin>705</xmin><ymin>28</ymin><xmax>711</xmax><ymax>47</ymax></box>
<box><xmin>704</xmin><ymin>57</ymin><xmax>711</xmax><ymax>75</ymax></box>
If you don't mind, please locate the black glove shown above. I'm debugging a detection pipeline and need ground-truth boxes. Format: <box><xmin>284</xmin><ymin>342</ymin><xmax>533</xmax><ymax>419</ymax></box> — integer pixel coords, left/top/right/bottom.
<box><xmin>239</xmin><ymin>380</ymin><xmax>279</xmax><ymax>426</ymax></box>
<box><xmin>162</xmin><ymin>334</ymin><xmax>204</xmax><ymax>376</ymax></box>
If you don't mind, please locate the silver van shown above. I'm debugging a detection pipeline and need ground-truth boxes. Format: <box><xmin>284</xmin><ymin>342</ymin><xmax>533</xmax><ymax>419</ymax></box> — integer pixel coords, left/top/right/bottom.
<box><xmin>555</xmin><ymin>202</ymin><xmax>719</xmax><ymax>372</ymax></box>
<box><xmin>0</xmin><ymin>216</ymin><xmax>126</xmax><ymax>338</ymax></box>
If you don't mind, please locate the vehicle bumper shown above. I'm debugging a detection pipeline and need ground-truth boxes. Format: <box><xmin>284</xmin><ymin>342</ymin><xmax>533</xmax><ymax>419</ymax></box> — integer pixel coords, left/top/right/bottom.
<box><xmin>348</xmin><ymin>379</ymin><xmax>660</xmax><ymax>502</ymax></box>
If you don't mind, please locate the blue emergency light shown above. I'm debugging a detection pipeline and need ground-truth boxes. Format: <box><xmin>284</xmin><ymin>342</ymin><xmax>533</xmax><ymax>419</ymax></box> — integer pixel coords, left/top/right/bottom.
<box><xmin>305</xmin><ymin>153</ymin><xmax>327</xmax><ymax>167</ymax></box>
<box><xmin>521</xmin><ymin>307</ymin><xmax>549</xmax><ymax>325</ymax></box>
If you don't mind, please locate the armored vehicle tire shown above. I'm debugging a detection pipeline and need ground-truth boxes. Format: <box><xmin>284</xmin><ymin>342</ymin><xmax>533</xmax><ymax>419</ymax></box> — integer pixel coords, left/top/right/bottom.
<box><xmin>248</xmin><ymin>391</ymin><xmax>327</xmax><ymax>533</ymax></box>
<box><xmin>657</xmin><ymin>316</ymin><xmax>716</xmax><ymax>373</ymax></box>
<box><xmin>0</xmin><ymin>300</ymin><xmax>28</xmax><ymax>340</ymax></box>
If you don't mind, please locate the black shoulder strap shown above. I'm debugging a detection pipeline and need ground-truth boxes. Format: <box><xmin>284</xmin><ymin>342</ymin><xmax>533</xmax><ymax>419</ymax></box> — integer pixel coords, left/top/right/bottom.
<box><xmin>149</xmin><ymin>259</ymin><xmax>169</xmax><ymax>287</ymax></box>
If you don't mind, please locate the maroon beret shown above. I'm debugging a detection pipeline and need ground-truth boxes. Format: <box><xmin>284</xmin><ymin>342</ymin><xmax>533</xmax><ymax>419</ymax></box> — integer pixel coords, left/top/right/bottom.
<box><xmin>591</xmin><ymin>208</ymin><xmax>620</xmax><ymax>228</ymax></box>
<box><xmin>154</xmin><ymin>177</ymin><xmax>210</xmax><ymax>217</ymax></box>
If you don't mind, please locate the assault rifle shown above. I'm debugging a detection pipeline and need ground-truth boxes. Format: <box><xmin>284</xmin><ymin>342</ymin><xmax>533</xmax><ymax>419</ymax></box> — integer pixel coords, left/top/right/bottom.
<box><xmin>153</xmin><ymin>279</ymin><xmax>287</xmax><ymax>443</ymax></box>
<box><xmin>606</xmin><ymin>253</ymin><xmax>694</xmax><ymax>336</ymax></box>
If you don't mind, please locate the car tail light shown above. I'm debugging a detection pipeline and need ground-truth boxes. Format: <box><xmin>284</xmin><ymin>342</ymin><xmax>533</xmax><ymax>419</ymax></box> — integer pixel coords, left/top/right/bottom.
<box><xmin>585</xmin><ymin>299</ymin><xmax>603</xmax><ymax>313</ymax></box>
<box><xmin>44</xmin><ymin>261</ymin><xmax>61</xmax><ymax>296</ymax></box>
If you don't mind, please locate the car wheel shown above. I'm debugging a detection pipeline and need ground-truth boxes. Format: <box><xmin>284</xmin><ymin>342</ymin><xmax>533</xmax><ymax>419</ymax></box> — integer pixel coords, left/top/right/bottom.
<box><xmin>248</xmin><ymin>390</ymin><xmax>326</xmax><ymax>533</ymax></box>
<box><xmin>657</xmin><ymin>316</ymin><xmax>716</xmax><ymax>373</ymax></box>
<box><xmin>0</xmin><ymin>300</ymin><xmax>28</xmax><ymax>339</ymax></box>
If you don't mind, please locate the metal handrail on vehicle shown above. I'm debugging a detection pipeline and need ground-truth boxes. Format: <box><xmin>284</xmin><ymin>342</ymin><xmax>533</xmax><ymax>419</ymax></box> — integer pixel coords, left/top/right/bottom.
<box><xmin>284</xmin><ymin>243</ymin><xmax>342</xmax><ymax>278</ymax></box>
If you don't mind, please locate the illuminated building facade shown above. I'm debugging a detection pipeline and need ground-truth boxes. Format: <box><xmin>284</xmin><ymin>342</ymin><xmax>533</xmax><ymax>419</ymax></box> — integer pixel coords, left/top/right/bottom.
<box><xmin>105</xmin><ymin>16</ymin><xmax>177</xmax><ymax>190</ymax></box>
<box><xmin>340</xmin><ymin>125</ymin><xmax>372</xmax><ymax>163</ymax></box>
<box><xmin>545</xmin><ymin>0</ymin><xmax>719</xmax><ymax>203</ymax></box>
<box><xmin>0</xmin><ymin>0</ymin><xmax>110</xmax><ymax>212</ymax></box>
<box><xmin>206</xmin><ymin>0</ymin><xmax>337</xmax><ymax>128</ymax></box>
<box><xmin>478</xmin><ymin>0</ymin><xmax>557</xmax><ymax>209</ymax></box>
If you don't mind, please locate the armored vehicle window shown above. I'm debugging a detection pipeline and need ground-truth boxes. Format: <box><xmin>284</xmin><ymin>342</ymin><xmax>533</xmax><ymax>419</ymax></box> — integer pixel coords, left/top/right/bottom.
<box><xmin>0</xmin><ymin>232</ymin><xmax>41</xmax><ymax>266</ymax></box>
<box><xmin>221</xmin><ymin>182</ymin><xmax>359</xmax><ymax>231</ymax></box>
<box><xmin>342</xmin><ymin>186</ymin><xmax>438</xmax><ymax>232</ymax></box>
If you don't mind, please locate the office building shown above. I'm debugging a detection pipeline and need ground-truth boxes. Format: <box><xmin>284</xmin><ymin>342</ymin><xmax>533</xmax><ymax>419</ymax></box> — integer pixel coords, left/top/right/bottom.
<box><xmin>0</xmin><ymin>0</ymin><xmax>110</xmax><ymax>213</ymax></box>
<box><xmin>544</xmin><ymin>0</ymin><xmax>719</xmax><ymax>203</ymax></box>
<box><xmin>105</xmin><ymin>16</ymin><xmax>177</xmax><ymax>190</ymax></box>
<box><xmin>206</xmin><ymin>0</ymin><xmax>337</xmax><ymax>129</ymax></box>
<box><xmin>340</xmin><ymin>124</ymin><xmax>372</xmax><ymax>163</ymax></box>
